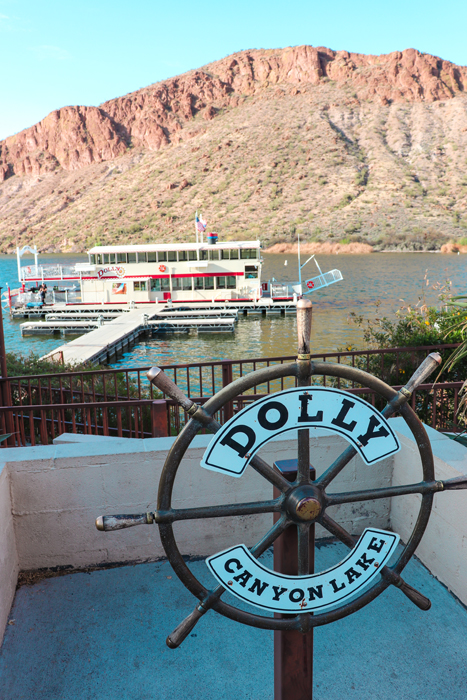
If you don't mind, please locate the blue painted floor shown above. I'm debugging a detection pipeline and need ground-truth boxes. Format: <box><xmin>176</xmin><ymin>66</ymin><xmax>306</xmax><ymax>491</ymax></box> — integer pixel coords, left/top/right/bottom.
<box><xmin>1</xmin><ymin>544</ymin><xmax>467</xmax><ymax>700</ymax></box>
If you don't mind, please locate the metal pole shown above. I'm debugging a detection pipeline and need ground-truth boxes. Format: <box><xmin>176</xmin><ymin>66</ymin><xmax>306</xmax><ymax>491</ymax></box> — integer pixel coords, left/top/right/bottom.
<box><xmin>274</xmin><ymin>297</ymin><xmax>314</xmax><ymax>699</ymax></box>
<box><xmin>273</xmin><ymin>462</ymin><xmax>315</xmax><ymax>700</ymax></box>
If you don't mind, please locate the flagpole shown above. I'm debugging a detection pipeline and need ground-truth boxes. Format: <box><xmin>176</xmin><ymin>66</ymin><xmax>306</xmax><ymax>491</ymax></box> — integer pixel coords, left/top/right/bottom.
<box><xmin>298</xmin><ymin>233</ymin><xmax>302</xmax><ymax>295</ymax></box>
<box><xmin>195</xmin><ymin>211</ymin><xmax>199</xmax><ymax>246</ymax></box>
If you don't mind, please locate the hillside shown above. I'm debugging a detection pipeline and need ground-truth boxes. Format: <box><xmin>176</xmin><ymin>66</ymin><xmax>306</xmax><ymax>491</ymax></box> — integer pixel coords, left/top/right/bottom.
<box><xmin>2</xmin><ymin>45</ymin><xmax>467</xmax><ymax>254</ymax></box>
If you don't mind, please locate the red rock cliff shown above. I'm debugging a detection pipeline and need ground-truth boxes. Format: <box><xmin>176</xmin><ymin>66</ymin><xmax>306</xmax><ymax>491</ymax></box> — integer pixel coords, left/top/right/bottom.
<box><xmin>1</xmin><ymin>45</ymin><xmax>466</xmax><ymax>182</ymax></box>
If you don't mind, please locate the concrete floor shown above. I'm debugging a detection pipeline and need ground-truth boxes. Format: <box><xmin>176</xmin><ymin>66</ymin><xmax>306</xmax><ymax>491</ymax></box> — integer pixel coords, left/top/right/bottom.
<box><xmin>1</xmin><ymin>543</ymin><xmax>467</xmax><ymax>700</ymax></box>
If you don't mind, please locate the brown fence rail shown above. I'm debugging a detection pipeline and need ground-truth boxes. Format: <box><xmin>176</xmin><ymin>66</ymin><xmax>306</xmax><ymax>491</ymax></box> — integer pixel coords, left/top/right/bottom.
<box><xmin>0</xmin><ymin>343</ymin><xmax>463</xmax><ymax>447</ymax></box>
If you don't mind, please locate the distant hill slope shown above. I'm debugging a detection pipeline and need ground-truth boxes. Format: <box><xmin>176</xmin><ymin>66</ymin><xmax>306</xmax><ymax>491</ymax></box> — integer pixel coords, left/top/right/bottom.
<box><xmin>1</xmin><ymin>45</ymin><xmax>467</xmax><ymax>253</ymax></box>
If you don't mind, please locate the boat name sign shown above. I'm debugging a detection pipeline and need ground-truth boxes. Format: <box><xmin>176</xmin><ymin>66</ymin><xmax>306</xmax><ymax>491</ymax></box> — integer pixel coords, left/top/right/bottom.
<box><xmin>201</xmin><ymin>387</ymin><xmax>400</xmax><ymax>477</ymax></box>
<box><xmin>206</xmin><ymin>528</ymin><xmax>399</xmax><ymax>613</ymax></box>
<box><xmin>97</xmin><ymin>266</ymin><xmax>126</xmax><ymax>279</ymax></box>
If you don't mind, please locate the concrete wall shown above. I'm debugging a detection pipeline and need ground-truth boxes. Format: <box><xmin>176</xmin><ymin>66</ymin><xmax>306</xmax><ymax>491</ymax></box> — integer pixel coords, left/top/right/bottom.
<box><xmin>390</xmin><ymin>418</ymin><xmax>467</xmax><ymax>605</ymax></box>
<box><xmin>0</xmin><ymin>462</ymin><xmax>19</xmax><ymax>647</ymax></box>
<box><xmin>4</xmin><ymin>429</ymin><xmax>393</xmax><ymax>573</ymax></box>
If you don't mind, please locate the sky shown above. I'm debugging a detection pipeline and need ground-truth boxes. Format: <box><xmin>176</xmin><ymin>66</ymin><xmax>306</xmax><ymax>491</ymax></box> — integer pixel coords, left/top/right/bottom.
<box><xmin>1</xmin><ymin>0</ymin><xmax>467</xmax><ymax>140</ymax></box>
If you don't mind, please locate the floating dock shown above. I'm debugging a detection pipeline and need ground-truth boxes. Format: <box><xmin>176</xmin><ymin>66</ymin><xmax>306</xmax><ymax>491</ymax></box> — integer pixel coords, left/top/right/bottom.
<box><xmin>40</xmin><ymin>308</ymin><xmax>237</xmax><ymax>365</ymax></box>
<box><xmin>11</xmin><ymin>299</ymin><xmax>296</xmax><ymax>319</ymax></box>
<box><xmin>21</xmin><ymin>320</ymin><xmax>107</xmax><ymax>336</ymax></box>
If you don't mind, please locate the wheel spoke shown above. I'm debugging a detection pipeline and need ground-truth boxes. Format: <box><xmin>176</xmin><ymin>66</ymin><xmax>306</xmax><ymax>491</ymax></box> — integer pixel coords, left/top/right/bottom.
<box><xmin>297</xmin><ymin>427</ymin><xmax>310</xmax><ymax>484</ymax></box>
<box><xmin>251</xmin><ymin>514</ymin><xmax>291</xmax><ymax>557</ymax></box>
<box><xmin>158</xmin><ymin>498</ymin><xmax>283</xmax><ymax>523</ymax></box>
<box><xmin>297</xmin><ymin>523</ymin><xmax>310</xmax><ymax>575</ymax></box>
<box><xmin>315</xmin><ymin>384</ymin><xmax>416</xmax><ymax>489</ymax></box>
<box><xmin>250</xmin><ymin>453</ymin><xmax>292</xmax><ymax>492</ymax></box>
<box><xmin>315</xmin><ymin>444</ymin><xmax>357</xmax><ymax>489</ymax></box>
<box><xmin>318</xmin><ymin>513</ymin><xmax>355</xmax><ymax>548</ymax></box>
<box><xmin>167</xmin><ymin>515</ymin><xmax>291</xmax><ymax>648</ymax></box>
<box><xmin>318</xmin><ymin>513</ymin><xmax>432</xmax><ymax>611</ymax></box>
<box><xmin>327</xmin><ymin>480</ymin><xmax>441</xmax><ymax>507</ymax></box>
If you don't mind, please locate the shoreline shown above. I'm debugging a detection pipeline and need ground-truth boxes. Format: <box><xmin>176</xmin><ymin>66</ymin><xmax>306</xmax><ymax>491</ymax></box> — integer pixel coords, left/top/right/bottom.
<box><xmin>264</xmin><ymin>242</ymin><xmax>466</xmax><ymax>254</ymax></box>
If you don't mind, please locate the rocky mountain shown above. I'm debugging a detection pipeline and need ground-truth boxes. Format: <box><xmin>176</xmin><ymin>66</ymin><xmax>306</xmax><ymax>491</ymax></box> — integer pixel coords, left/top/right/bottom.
<box><xmin>2</xmin><ymin>45</ymin><xmax>467</xmax><ymax>253</ymax></box>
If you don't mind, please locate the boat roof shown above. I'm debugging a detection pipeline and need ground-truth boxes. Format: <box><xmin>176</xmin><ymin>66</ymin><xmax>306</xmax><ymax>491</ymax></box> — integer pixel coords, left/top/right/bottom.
<box><xmin>88</xmin><ymin>241</ymin><xmax>261</xmax><ymax>254</ymax></box>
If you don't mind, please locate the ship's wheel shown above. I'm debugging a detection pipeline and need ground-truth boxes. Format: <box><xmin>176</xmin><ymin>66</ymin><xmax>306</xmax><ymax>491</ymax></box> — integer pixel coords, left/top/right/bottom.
<box><xmin>96</xmin><ymin>301</ymin><xmax>467</xmax><ymax>649</ymax></box>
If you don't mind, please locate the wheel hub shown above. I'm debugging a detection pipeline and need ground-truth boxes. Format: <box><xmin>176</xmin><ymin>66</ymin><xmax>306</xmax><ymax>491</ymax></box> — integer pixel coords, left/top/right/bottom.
<box><xmin>285</xmin><ymin>484</ymin><xmax>323</xmax><ymax>522</ymax></box>
<box><xmin>295</xmin><ymin>496</ymin><xmax>322</xmax><ymax>521</ymax></box>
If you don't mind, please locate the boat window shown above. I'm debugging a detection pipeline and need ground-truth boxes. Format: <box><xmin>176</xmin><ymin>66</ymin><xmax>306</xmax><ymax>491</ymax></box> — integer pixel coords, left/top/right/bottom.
<box><xmin>172</xmin><ymin>277</ymin><xmax>192</xmax><ymax>291</ymax></box>
<box><xmin>209</xmin><ymin>249</ymin><xmax>220</xmax><ymax>261</ymax></box>
<box><xmin>194</xmin><ymin>277</ymin><xmax>204</xmax><ymax>290</ymax></box>
<box><xmin>117</xmin><ymin>253</ymin><xmax>127</xmax><ymax>264</ymax></box>
<box><xmin>158</xmin><ymin>251</ymin><xmax>167</xmax><ymax>262</ymax></box>
<box><xmin>134</xmin><ymin>281</ymin><xmax>147</xmax><ymax>291</ymax></box>
<box><xmin>216</xmin><ymin>276</ymin><xmax>237</xmax><ymax>289</ymax></box>
<box><xmin>90</xmin><ymin>255</ymin><xmax>96</xmax><ymax>264</ymax></box>
<box><xmin>96</xmin><ymin>254</ymin><xmax>103</xmax><ymax>265</ymax></box>
<box><xmin>167</xmin><ymin>251</ymin><xmax>177</xmax><ymax>262</ymax></box>
<box><xmin>240</xmin><ymin>249</ymin><xmax>257</xmax><ymax>259</ymax></box>
<box><xmin>178</xmin><ymin>251</ymin><xmax>187</xmax><ymax>261</ymax></box>
<box><xmin>127</xmin><ymin>252</ymin><xmax>137</xmax><ymax>264</ymax></box>
<box><xmin>229</xmin><ymin>249</ymin><xmax>239</xmax><ymax>260</ymax></box>
<box><xmin>245</xmin><ymin>265</ymin><xmax>258</xmax><ymax>279</ymax></box>
<box><xmin>138</xmin><ymin>252</ymin><xmax>148</xmax><ymax>263</ymax></box>
<box><xmin>148</xmin><ymin>252</ymin><xmax>157</xmax><ymax>263</ymax></box>
<box><xmin>151</xmin><ymin>278</ymin><xmax>170</xmax><ymax>291</ymax></box>
<box><xmin>199</xmin><ymin>250</ymin><xmax>208</xmax><ymax>261</ymax></box>
<box><xmin>103</xmin><ymin>254</ymin><xmax>110</xmax><ymax>264</ymax></box>
<box><xmin>188</xmin><ymin>251</ymin><xmax>197</xmax><ymax>261</ymax></box>
<box><xmin>204</xmin><ymin>277</ymin><xmax>214</xmax><ymax>290</ymax></box>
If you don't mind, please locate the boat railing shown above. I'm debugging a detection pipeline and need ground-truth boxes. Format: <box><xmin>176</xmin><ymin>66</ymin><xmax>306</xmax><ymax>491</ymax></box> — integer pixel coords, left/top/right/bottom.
<box><xmin>20</xmin><ymin>264</ymin><xmax>82</xmax><ymax>281</ymax></box>
<box><xmin>271</xmin><ymin>283</ymin><xmax>295</xmax><ymax>298</ymax></box>
<box><xmin>7</xmin><ymin>288</ymin><xmax>81</xmax><ymax>309</ymax></box>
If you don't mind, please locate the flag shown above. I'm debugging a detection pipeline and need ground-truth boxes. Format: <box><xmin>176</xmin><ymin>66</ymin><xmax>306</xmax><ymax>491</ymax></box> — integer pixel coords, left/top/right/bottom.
<box><xmin>195</xmin><ymin>212</ymin><xmax>206</xmax><ymax>232</ymax></box>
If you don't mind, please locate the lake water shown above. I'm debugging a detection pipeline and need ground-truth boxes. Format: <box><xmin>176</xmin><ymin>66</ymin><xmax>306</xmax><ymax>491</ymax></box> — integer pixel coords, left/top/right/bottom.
<box><xmin>0</xmin><ymin>252</ymin><xmax>465</xmax><ymax>367</ymax></box>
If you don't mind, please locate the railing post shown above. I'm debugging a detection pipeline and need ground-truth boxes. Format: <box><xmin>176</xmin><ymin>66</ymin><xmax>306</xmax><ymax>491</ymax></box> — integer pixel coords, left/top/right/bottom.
<box><xmin>0</xmin><ymin>291</ymin><xmax>15</xmax><ymax>446</ymax></box>
<box><xmin>151</xmin><ymin>399</ymin><xmax>169</xmax><ymax>437</ymax></box>
<box><xmin>222</xmin><ymin>362</ymin><xmax>234</xmax><ymax>421</ymax></box>
<box><xmin>39</xmin><ymin>408</ymin><xmax>48</xmax><ymax>445</ymax></box>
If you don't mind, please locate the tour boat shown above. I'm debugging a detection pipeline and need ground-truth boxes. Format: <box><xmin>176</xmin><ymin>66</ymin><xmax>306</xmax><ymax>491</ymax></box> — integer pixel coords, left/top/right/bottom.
<box><xmin>8</xmin><ymin>235</ymin><xmax>342</xmax><ymax>317</ymax></box>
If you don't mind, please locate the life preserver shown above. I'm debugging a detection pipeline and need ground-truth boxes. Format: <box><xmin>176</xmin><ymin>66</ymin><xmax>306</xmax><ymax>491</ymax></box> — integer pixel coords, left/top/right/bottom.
<box><xmin>159</xmin><ymin>264</ymin><xmax>166</xmax><ymax>272</ymax></box>
<box><xmin>307</xmin><ymin>280</ymin><xmax>314</xmax><ymax>289</ymax></box>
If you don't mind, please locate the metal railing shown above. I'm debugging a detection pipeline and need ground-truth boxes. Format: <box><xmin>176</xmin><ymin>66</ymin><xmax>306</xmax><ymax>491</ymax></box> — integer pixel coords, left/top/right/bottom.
<box><xmin>0</xmin><ymin>343</ymin><xmax>463</xmax><ymax>447</ymax></box>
